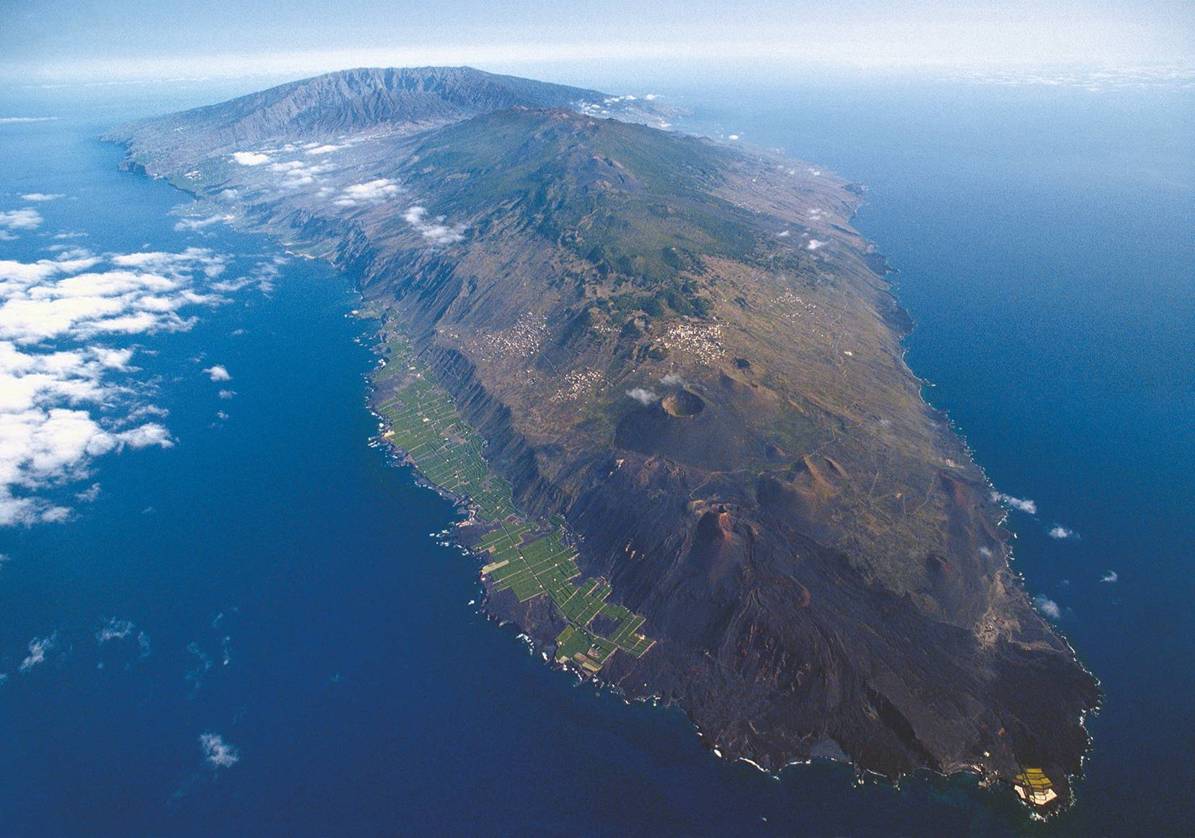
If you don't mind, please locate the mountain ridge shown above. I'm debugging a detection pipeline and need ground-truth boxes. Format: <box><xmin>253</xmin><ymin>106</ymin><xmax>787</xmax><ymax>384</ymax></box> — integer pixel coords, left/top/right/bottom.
<box><xmin>109</xmin><ymin>66</ymin><xmax>670</xmax><ymax>172</ymax></box>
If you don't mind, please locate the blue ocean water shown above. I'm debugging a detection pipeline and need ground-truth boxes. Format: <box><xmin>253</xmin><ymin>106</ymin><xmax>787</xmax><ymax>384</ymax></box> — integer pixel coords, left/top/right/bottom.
<box><xmin>677</xmin><ymin>79</ymin><xmax>1195</xmax><ymax>832</ymax></box>
<box><xmin>0</xmin><ymin>79</ymin><xmax>1190</xmax><ymax>835</ymax></box>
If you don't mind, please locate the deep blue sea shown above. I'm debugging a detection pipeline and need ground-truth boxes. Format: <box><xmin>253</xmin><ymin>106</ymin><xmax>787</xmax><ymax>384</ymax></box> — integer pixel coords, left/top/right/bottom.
<box><xmin>0</xmin><ymin>77</ymin><xmax>1191</xmax><ymax>836</ymax></box>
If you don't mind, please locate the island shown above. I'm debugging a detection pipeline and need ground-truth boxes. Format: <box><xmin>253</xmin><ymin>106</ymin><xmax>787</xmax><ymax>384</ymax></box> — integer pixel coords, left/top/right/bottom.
<box><xmin>107</xmin><ymin>66</ymin><xmax>1099</xmax><ymax>813</ymax></box>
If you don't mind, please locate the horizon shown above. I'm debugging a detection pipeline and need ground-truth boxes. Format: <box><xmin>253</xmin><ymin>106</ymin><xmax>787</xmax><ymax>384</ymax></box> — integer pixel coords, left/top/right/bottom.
<box><xmin>2</xmin><ymin>1</ymin><xmax>1192</xmax><ymax>87</ymax></box>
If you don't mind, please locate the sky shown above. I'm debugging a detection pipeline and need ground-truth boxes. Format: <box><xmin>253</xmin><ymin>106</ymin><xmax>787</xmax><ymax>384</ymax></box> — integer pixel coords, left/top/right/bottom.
<box><xmin>1</xmin><ymin>0</ymin><xmax>1192</xmax><ymax>86</ymax></box>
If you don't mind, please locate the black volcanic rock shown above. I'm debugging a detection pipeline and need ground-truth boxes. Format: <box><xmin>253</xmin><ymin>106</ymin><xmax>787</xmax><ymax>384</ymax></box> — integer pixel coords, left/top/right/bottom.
<box><xmin>109</xmin><ymin>68</ymin><xmax>1098</xmax><ymax>811</ymax></box>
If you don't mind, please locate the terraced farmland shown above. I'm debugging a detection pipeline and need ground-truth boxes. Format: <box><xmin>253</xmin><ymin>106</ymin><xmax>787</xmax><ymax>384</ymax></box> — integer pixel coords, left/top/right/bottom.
<box><xmin>373</xmin><ymin>330</ymin><xmax>653</xmax><ymax>674</ymax></box>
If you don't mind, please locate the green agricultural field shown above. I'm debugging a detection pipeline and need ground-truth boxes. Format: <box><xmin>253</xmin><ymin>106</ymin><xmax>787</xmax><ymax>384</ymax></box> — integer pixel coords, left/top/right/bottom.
<box><xmin>374</xmin><ymin>331</ymin><xmax>653</xmax><ymax>673</ymax></box>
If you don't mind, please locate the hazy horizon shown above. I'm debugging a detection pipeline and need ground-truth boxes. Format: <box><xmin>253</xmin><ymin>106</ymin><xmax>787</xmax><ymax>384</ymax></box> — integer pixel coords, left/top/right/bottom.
<box><xmin>2</xmin><ymin>0</ymin><xmax>1192</xmax><ymax>86</ymax></box>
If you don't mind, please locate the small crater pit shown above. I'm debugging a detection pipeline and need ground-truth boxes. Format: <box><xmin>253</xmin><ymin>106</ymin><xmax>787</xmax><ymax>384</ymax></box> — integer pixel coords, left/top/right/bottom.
<box><xmin>661</xmin><ymin>389</ymin><xmax>705</xmax><ymax>417</ymax></box>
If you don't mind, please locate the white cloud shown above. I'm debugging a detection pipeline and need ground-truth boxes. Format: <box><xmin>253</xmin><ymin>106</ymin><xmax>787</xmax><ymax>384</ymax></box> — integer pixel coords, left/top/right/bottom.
<box><xmin>186</xmin><ymin>641</ymin><xmax>212</xmax><ymax>688</ymax></box>
<box><xmin>200</xmin><ymin>732</ymin><xmax>240</xmax><ymax>768</ymax></box>
<box><xmin>217</xmin><ymin>389</ymin><xmax>236</xmax><ymax>400</ymax></box>
<box><xmin>208</xmin><ymin>278</ymin><xmax>251</xmax><ymax>293</ymax></box>
<box><xmin>0</xmin><ymin>401</ymin><xmax>173</xmax><ymax>525</ymax></box>
<box><xmin>97</xmin><ymin>617</ymin><xmax>134</xmax><ymax>643</ymax></box>
<box><xmin>305</xmin><ymin>144</ymin><xmax>342</xmax><ymax>155</ymax></box>
<box><xmin>1101</xmin><ymin>570</ymin><xmax>1119</xmax><ymax>583</ymax></box>
<box><xmin>203</xmin><ymin>364</ymin><xmax>231</xmax><ymax>382</ymax></box>
<box><xmin>21</xmin><ymin>193</ymin><xmax>63</xmax><ymax>202</ymax></box>
<box><xmin>0</xmin><ymin>248</ymin><xmax>226</xmax><ymax>344</ymax></box>
<box><xmin>806</xmin><ymin>239</ymin><xmax>826</xmax><ymax>251</ymax></box>
<box><xmin>0</xmin><ymin>256</ymin><xmax>95</xmax><ymax>286</ymax></box>
<box><xmin>174</xmin><ymin>214</ymin><xmax>233</xmax><ymax>232</ymax></box>
<box><xmin>333</xmin><ymin>178</ymin><xmax>401</xmax><ymax>207</ymax></box>
<box><xmin>626</xmin><ymin>387</ymin><xmax>658</xmax><ymax>405</ymax></box>
<box><xmin>252</xmin><ymin>260</ymin><xmax>281</xmax><ymax>294</ymax></box>
<box><xmin>0</xmin><ymin>208</ymin><xmax>43</xmax><ymax>233</ymax></box>
<box><xmin>19</xmin><ymin>632</ymin><xmax>58</xmax><ymax>671</ymax></box>
<box><xmin>1032</xmin><ymin>594</ymin><xmax>1062</xmax><ymax>620</ymax></box>
<box><xmin>0</xmin><ymin>248</ymin><xmax>236</xmax><ymax>526</ymax></box>
<box><xmin>0</xmin><ymin>117</ymin><xmax>58</xmax><ymax>124</ymax></box>
<box><xmin>1048</xmin><ymin>524</ymin><xmax>1077</xmax><ymax>540</ymax></box>
<box><xmin>118</xmin><ymin>423</ymin><xmax>173</xmax><ymax>448</ymax></box>
<box><xmin>91</xmin><ymin>346</ymin><xmax>133</xmax><ymax>369</ymax></box>
<box><xmin>52</xmin><ymin>242</ymin><xmax>90</xmax><ymax>258</ymax></box>
<box><xmin>660</xmin><ymin>373</ymin><xmax>686</xmax><ymax>386</ymax></box>
<box><xmin>266</xmin><ymin>159</ymin><xmax>333</xmax><ymax>188</ymax></box>
<box><xmin>402</xmin><ymin>205</ymin><xmax>465</xmax><ymax>245</ymax></box>
<box><xmin>126</xmin><ymin>404</ymin><xmax>168</xmax><ymax>421</ymax></box>
<box><xmin>231</xmin><ymin>151</ymin><xmax>271</xmax><ymax>166</ymax></box>
<box><xmin>991</xmin><ymin>491</ymin><xmax>1037</xmax><ymax>514</ymax></box>
<box><xmin>75</xmin><ymin>481</ymin><xmax>100</xmax><ymax>502</ymax></box>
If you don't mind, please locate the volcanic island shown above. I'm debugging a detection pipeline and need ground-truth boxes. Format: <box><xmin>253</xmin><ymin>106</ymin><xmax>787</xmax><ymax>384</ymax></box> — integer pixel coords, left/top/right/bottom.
<box><xmin>109</xmin><ymin>66</ymin><xmax>1099</xmax><ymax>813</ymax></box>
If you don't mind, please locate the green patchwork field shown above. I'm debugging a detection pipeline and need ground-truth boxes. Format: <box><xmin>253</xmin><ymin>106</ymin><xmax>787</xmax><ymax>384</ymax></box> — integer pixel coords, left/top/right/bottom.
<box><xmin>374</xmin><ymin>332</ymin><xmax>653</xmax><ymax>674</ymax></box>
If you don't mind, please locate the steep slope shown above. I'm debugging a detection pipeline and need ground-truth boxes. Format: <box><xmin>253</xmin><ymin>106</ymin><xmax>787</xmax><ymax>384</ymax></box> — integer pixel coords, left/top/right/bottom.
<box><xmin>109</xmin><ymin>66</ymin><xmax>667</xmax><ymax>172</ymax></box>
<box><xmin>109</xmin><ymin>71</ymin><xmax>1098</xmax><ymax>812</ymax></box>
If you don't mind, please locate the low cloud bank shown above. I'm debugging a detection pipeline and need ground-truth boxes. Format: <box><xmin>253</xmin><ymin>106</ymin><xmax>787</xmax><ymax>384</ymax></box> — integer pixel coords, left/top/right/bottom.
<box><xmin>174</xmin><ymin>214</ymin><xmax>233</xmax><ymax>232</ymax></box>
<box><xmin>1032</xmin><ymin>594</ymin><xmax>1062</xmax><ymax>620</ymax></box>
<box><xmin>19</xmin><ymin>632</ymin><xmax>58</xmax><ymax>671</ymax></box>
<box><xmin>231</xmin><ymin>151</ymin><xmax>270</xmax><ymax>166</ymax></box>
<box><xmin>202</xmin><ymin>364</ymin><xmax>231</xmax><ymax>382</ymax></box>
<box><xmin>403</xmin><ymin>205</ymin><xmax>465</xmax><ymax>244</ymax></box>
<box><xmin>267</xmin><ymin>158</ymin><xmax>333</xmax><ymax>188</ymax></box>
<box><xmin>991</xmin><ymin>491</ymin><xmax>1037</xmax><ymax>514</ymax></box>
<box><xmin>0</xmin><ymin>247</ymin><xmax>238</xmax><ymax>525</ymax></box>
<box><xmin>0</xmin><ymin>207</ymin><xmax>43</xmax><ymax>237</ymax></box>
<box><xmin>333</xmin><ymin>179</ymin><xmax>401</xmax><ymax>207</ymax></box>
<box><xmin>96</xmin><ymin>617</ymin><xmax>134</xmax><ymax>644</ymax></box>
<box><xmin>200</xmin><ymin>732</ymin><xmax>240</xmax><ymax>768</ymax></box>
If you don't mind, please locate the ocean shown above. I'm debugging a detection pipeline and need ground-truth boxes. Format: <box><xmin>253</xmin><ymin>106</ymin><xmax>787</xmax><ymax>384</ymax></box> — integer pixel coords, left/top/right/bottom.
<box><xmin>0</xmin><ymin>77</ymin><xmax>1191</xmax><ymax>835</ymax></box>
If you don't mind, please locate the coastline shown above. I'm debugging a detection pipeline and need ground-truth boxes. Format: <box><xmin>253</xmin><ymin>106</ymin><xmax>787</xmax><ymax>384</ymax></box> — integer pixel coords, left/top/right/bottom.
<box><xmin>103</xmin><ymin>101</ymin><xmax>1099</xmax><ymax>815</ymax></box>
<box><xmin>842</xmin><ymin>176</ymin><xmax>1100</xmax><ymax>815</ymax></box>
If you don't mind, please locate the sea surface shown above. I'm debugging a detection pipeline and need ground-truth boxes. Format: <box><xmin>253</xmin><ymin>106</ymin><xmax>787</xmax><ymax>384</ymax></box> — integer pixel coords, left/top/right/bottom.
<box><xmin>0</xmin><ymin>78</ymin><xmax>1191</xmax><ymax>835</ymax></box>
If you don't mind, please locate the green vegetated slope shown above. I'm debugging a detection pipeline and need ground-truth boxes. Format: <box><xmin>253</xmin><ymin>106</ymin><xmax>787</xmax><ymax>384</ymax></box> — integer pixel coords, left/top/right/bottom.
<box><xmin>396</xmin><ymin>108</ymin><xmax>778</xmax><ymax>319</ymax></box>
<box><xmin>373</xmin><ymin>330</ymin><xmax>652</xmax><ymax>674</ymax></box>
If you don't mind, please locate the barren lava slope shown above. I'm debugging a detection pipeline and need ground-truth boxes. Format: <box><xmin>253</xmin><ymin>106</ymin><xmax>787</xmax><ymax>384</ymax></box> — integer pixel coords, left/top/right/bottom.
<box><xmin>111</xmin><ymin>67</ymin><xmax>1098</xmax><ymax>805</ymax></box>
